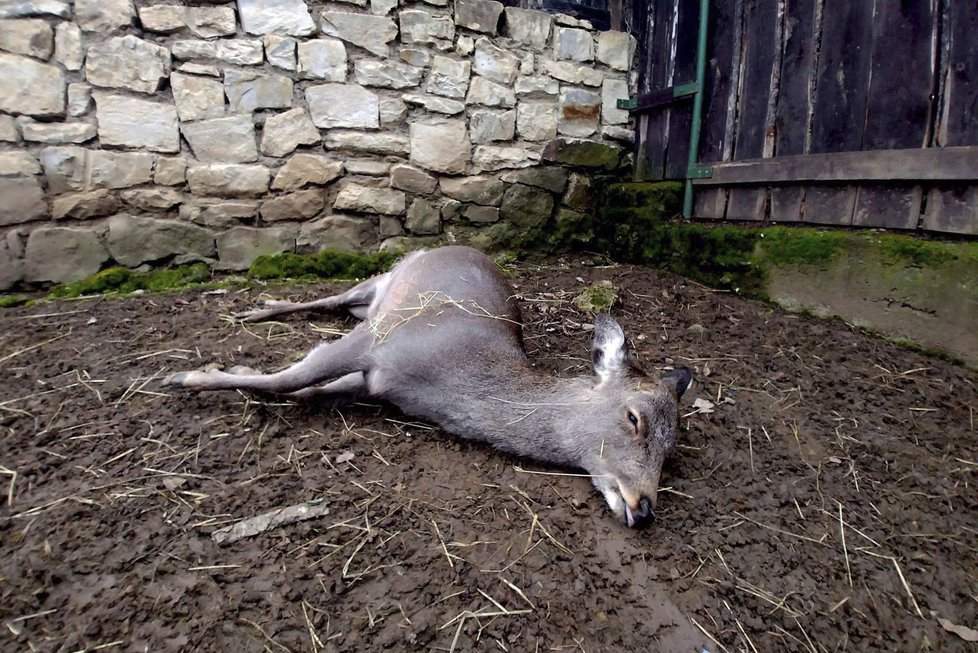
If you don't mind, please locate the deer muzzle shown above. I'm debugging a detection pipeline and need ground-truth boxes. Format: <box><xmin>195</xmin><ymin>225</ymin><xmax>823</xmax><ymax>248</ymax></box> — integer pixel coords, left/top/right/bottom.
<box><xmin>624</xmin><ymin>496</ymin><xmax>656</xmax><ymax>529</ymax></box>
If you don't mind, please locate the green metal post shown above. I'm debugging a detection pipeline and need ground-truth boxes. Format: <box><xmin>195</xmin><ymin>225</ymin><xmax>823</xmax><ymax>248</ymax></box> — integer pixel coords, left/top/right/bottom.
<box><xmin>683</xmin><ymin>0</ymin><xmax>711</xmax><ymax>219</ymax></box>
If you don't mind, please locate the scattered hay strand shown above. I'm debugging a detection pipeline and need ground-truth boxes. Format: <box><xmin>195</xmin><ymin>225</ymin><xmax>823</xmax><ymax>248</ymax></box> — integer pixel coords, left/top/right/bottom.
<box><xmin>837</xmin><ymin>502</ymin><xmax>853</xmax><ymax>588</ymax></box>
<box><xmin>212</xmin><ymin>499</ymin><xmax>331</xmax><ymax>544</ymax></box>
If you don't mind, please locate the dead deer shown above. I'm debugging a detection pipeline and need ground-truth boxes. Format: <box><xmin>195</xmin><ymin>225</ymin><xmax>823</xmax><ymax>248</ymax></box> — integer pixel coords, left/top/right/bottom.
<box><xmin>165</xmin><ymin>246</ymin><xmax>692</xmax><ymax>528</ymax></box>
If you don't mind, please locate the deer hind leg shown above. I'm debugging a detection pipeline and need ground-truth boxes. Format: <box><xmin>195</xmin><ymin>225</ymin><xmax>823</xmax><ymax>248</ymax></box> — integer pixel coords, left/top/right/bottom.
<box><xmin>165</xmin><ymin>327</ymin><xmax>371</xmax><ymax>394</ymax></box>
<box><xmin>288</xmin><ymin>371</ymin><xmax>367</xmax><ymax>404</ymax></box>
<box><xmin>235</xmin><ymin>273</ymin><xmax>389</xmax><ymax>323</ymax></box>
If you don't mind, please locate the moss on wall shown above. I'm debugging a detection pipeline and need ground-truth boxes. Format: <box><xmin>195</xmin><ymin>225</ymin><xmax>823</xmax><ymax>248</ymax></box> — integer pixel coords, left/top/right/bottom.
<box><xmin>248</xmin><ymin>250</ymin><xmax>397</xmax><ymax>280</ymax></box>
<box><xmin>48</xmin><ymin>264</ymin><xmax>213</xmax><ymax>299</ymax></box>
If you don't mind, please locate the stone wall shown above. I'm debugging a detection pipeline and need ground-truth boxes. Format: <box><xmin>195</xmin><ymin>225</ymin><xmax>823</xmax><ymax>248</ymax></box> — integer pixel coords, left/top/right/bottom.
<box><xmin>0</xmin><ymin>0</ymin><xmax>636</xmax><ymax>289</ymax></box>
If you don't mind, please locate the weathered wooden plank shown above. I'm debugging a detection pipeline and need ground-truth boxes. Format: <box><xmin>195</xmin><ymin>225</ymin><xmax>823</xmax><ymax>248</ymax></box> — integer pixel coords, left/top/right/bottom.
<box><xmin>862</xmin><ymin>2</ymin><xmax>935</xmax><ymax>150</ymax></box>
<box><xmin>800</xmin><ymin>186</ymin><xmax>856</xmax><ymax>226</ymax></box>
<box><xmin>698</xmin><ymin>0</ymin><xmax>743</xmax><ymax>164</ymax></box>
<box><xmin>725</xmin><ymin>186</ymin><xmax>767</xmax><ymax>221</ymax></box>
<box><xmin>733</xmin><ymin>0</ymin><xmax>781</xmax><ymax>160</ymax></box>
<box><xmin>692</xmin><ymin>146</ymin><xmax>978</xmax><ymax>185</ymax></box>
<box><xmin>851</xmin><ymin>185</ymin><xmax>922</xmax><ymax>230</ymax></box>
<box><xmin>810</xmin><ymin>1</ymin><xmax>873</xmax><ymax>153</ymax></box>
<box><xmin>941</xmin><ymin>1</ymin><xmax>978</xmax><ymax>146</ymax></box>
<box><xmin>663</xmin><ymin>0</ymin><xmax>701</xmax><ymax>179</ymax></box>
<box><xmin>770</xmin><ymin>186</ymin><xmax>804</xmax><ymax>222</ymax></box>
<box><xmin>774</xmin><ymin>0</ymin><xmax>817</xmax><ymax>156</ymax></box>
<box><xmin>922</xmin><ymin>186</ymin><xmax>978</xmax><ymax>235</ymax></box>
<box><xmin>636</xmin><ymin>0</ymin><xmax>675</xmax><ymax>180</ymax></box>
<box><xmin>693</xmin><ymin>187</ymin><xmax>727</xmax><ymax>220</ymax></box>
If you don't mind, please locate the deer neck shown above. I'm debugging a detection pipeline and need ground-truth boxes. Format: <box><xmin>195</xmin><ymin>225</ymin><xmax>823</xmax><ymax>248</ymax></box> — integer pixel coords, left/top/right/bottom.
<box><xmin>448</xmin><ymin>369</ymin><xmax>605</xmax><ymax>469</ymax></box>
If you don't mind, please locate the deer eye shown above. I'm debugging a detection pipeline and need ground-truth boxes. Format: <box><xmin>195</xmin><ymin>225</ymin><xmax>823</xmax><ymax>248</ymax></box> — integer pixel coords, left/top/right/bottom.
<box><xmin>627</xmin><ymin>411</ymin><xmax>639</xmax><ymax>427</ymax></box>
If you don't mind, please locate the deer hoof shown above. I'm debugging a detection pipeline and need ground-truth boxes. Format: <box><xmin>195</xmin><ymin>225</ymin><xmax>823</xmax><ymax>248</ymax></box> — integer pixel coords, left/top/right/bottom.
<box><xmin>163</xmin><ymin>371</ymin><xmax>190</xmax><ymax>387</ymax></box>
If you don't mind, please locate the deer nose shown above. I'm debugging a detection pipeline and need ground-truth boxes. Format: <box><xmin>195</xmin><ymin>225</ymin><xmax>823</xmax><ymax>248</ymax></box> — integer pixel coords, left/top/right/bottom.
<box><xmin>630</xmin><ymin>496</ymin><xmax>656</xmax><ymax>529</ymax></box>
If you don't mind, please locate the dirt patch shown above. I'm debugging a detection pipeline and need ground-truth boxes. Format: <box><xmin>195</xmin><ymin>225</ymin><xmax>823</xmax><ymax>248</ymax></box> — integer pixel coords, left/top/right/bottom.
<box><xmin>1</xmin><ymin>258</ymin><xmax>976</xmax><ymax>652</ymax></box>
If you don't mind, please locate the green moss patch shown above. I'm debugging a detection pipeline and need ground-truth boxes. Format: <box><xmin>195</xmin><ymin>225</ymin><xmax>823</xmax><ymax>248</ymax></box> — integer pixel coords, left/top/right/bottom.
<box><xmin>248</xmin><ymin>250</ymin><xmax>397</xmax><ymax>280</ymax></box>
<box><xmin>0</xmin><ymin>294</ymin><xmax>29</xmax><ymax>309</ymax></box>
<box><xmin>48</xmin><ymin>264</ymin><xmax>213</xmax><ymax>299</ymax></box>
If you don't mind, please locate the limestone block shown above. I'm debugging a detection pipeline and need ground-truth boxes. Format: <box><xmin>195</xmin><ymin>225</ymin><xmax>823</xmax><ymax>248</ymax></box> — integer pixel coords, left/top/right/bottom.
<box><xmin>75</xmin><ymin>0</ymin><xmax>133</xmax><ymax>32</ymax></box>
<box><xmin>307</xmin><ymin>83</ymin><xmax>379</xmax><ymax>129</ymax></box>
<box><xmin>67</xmin><ymin>83</ymin><xmax>92</xmax><ymax>116</ymax></box>
<box><xmin>517</xmin><ymin>100</ymin><xmax>557</xmax><ymax>141</ymax></box>
<box><xmin>272</xmin><ymin>154</ymin><xmax>344</xmax><ymax>190</ymax></box>
<box><xmin>354</xmin><ymin>59</ymin><xmax>423</xmax><ymax>89</ymax></box>
<box><xmin>390</xmin><ymin>164</ymin><xmax>437</xmax><ymax>194</ymax></box>
<box><xmin>187</xmin><ymin>164</ymin><xmax>271</xmax><ymax>197</ymax></box>
<box><xmin>371</xmin><ymin>0</ymin><xmax>398</xmax><ymax>16</ymax></box>
<box><xmin>0</xmin><ymin>52</ymin><xmax>64</xmax><ymax>115</ymax></box>
<box><xmin>410</xmin><ymin>119</ymin><xmax>470</xmax><ymax>174</ymax></box>
<box><xmin>379</xmin><ymin>97</ymin><xmax>408</xmax><ymax>125</ymax></box>
<box><xmin>25</xmin><ymin>226</ymin><xmax>109</xmax><ymax>284</ymax></box>
<box><xmin>553</xmin><ymin>27</ymin><xmax>593</xmax><ymax>62</ymax></box>
<box><xmin>39</xmin><ymin>146</ymin><xmax>86</xmax><ymax>193</ymax></box>
<box><xmin>53</xmin><ymin>22</ymin><xmax>81</xmax><ymax>70</ymax></box>
<box><xmin>0</xmin><ymin>114</ymin><xmax>18</xmax><ymax>141</ymax></box>
<box><xmin>176</xmin><ymin>62</ymin><xmax>221</xmax><ymax>77</ymax></box>
<box><xmin>172</xmin><ymin>39</ymin><xmax>264</xmax><ymax>65</ymax></box>
<box><xmin>324</xmin><ymin>131</ymin><xmax>410</xmax><ymax>155</ymax></box>
<box><xmin>596</xmin><ymin>31</ymin><xmax>635</xmax><ymax>71</ymax></box>
<box><xmin>602</xmin><ymin>125</ymin><xmax>635</xmax><ymax>143</ymax></box>
<box><xmin>456</xmin><ymin>34</ymin><xmax>474</xmax><ymax>56</ymax></box>
<box><xmin>85</xmin><ymin>35</ymin><xmax>170</xmax><ymax>94</ymax></box>
<box><xmin>0</xmin><ymin>230</ymin><xmax>24</xmax><ymax>290</ymax></box>
<box><xmin>0</xmin><ymin>18</ymin><xmax>53</xmax><ymax>58</ymax></box>
<box><xmin>181</xmin><ymin>199</ymin><xmax>258</xmax><ymax>228</ymax></box>
<box><xmin>186</xmin><ymin>6</ymin><xmax>237</xmax><ymax>39</ymax></box>
<box><xmin>261</xmin><ymin>108</ymin><xmax>321</xmax><ymax>157</ymax></box>
<box><xmin>400</xmin><ymin>47</ymin><xmax>432</xmax><ymax>67</ymax></box>
<box><xmin>406</xmin><ymin>198</ymin><xmax>441</xmax><ymax>234</ymax></box>
<box><xmin>265</xmin><ymin>35</ymin><xmax>297</xmax><ymax>71</ymax></box>
<box><xmin>52</xmin><ymin>189</ymin><xmax>121</xmax><ymax>220</ymax></box>
<box><xmin>515</xmin><ymin>75</ymin><xmax>559</xmax><ymax>96</ymax></box>
<box><xmin>120</xmin><ymin>187</ymin><xmax>183</xmax><ymax>211</ymax></box>
<box><xmin>107</xmin><ymin>214</ymin><xmax>216</xmax><ymax>266</ymax></box>
<box><xmin>402</xmin><ymin>93</ymin><xmax>465</xmax><ymax>115</ymax></box>
<box><xmin>155</xmin><ymin>157</ymin><xmax>188</xmax><ymax>186</ymax></box>
<box><xmin>0</xmin><ymin>151</ymin><xmax>40</xmax><ymax>175</ymax></box>
<box><xmin>466</xmin><ymin>77</ymin><xmax>515</xmax><ymax>108</ymax></box>
<box><xmin>238</xmin><ymin>0</ymin><xmax>316</xmax><ymax>36</ymax></box>
<box><xmin>89</xmin><ymin>151</ymin><xmax>156</xmax><ymax>189</ymax></box>
<box><xmin>297</xmin><ymin>215</ymin><xmax>376</xmax><ymax>253</ymax></box>
<box><xmin>473</xmin><ymin>37</ymin><xmax>519</xmax><ymax>84</ymax></box>
<box><xmin>18</xmin><ymin>118</ymin><xmax>97</xmax><ymax>144</ymax></box>
<box><xmin>345</xmin><ymin>159</ymin><xmax>390</xmax><ymax>175</ymax></box>
<box><xmin>501</xmin><ymin>183</ymin><xmax>554</xmax><ymax>227</ymax></box>
<box><xmin>455</xmin><ymin>0</ymin><xmax>503</xmax><ymax>35</ymax></box>
<box><xmin>182</xmin><ymin>116</ymin><xmax>258</xmax><ymax>164</ymax></box>
<box><xmin>379</xmin><ymin>215</ymin><xmax>404</xmax><ymax>237</ymax></box>
<box><xmin>137</xmin><ymin>5</ymin><xmax>185</xmax><ymax>33</ymax></box>
<box><xmin>260</xmin><ymin>189</ymin><xmax>326</xmax><ymax>222</ymax></box>
<box><xmin>470</xmin><ymin>109</ymin><xmax>515</xmax><ymax>144</ymax></box>
<box><xmin>464</xmin><ymin>205</ymin><xmax>499</xmax><ymax>223</ymax></box>
<box><xmin>503</xmin><ymin>7</ymin><xmax>551</xmax><ymax>51</ymax></box>
<box><xmin>553</xmin><ymin>13</ymin><xmax>591</xmax><ymax>29</ymax></box>
<box><xmin>501</xmin><ymin>167</ymin><xmax>568</xmax><ymax>194</ymax></box>
<box><xmin>225</xmin><ymin>69</ymin><xmax>294</xmax><ymax>113</ymax></box>
<box><xmin>558</xmin><ymin>87</ymin><xmax>600</xmax><ymax>137</ymax></box>
<box><xmin>399</xmin><ymin>10</ymin><xmax>454</xmax><ymax>49</ymax></box>
<box><xmin>540</xmin><ymin>59</ymin><xmax>602</xmax><ymax>86</ymax></box>
<box><xmin>297</xmin><ymin>38</ymin><xmax>347</xmax><ymax>81</ymax></box>
<box><xmin>171</xmin><ymin>72</ymin><xmax>225</xmax><ymax>122</ymax></box>
<box><xmin>541</xmin><ymin>138</ymin><xmax>622</xmax><ymax>169</ymax></box>
<box><xmin>94</xmin><ymin>93</ymin><xmax>180</xmax><ymax>153</ymax></box>
<box><xmin>0</xmin><ymin>1</ymin><xmax>69</xmax><ymax>19</ymax></box>
<box><xmin>440</xmin><ymin>176</ymin><xmax>505</xmax><ymax>206</ymax></box>
<box><xmin>601</xmin><ymin>77</ymin><xmax>630</xmax><ymax>125</ymax></box>
<box><xmin>320</xmin><ymin>11</ymin><xmax>397</xmax><ymax>58</ymax></box>
<box><xmin>425</xmin><ymin>56</ymin><xmax>471</xmax><ymax>99</ymax></box>
<box><xmin>562</xmin><ymin>173</ymin><xmax>593</xmax><ymax>208</ymax></box>
<box><xmin>0</xmin><ymin>176</ymin><xmax>46</xmax><ymax>225</ymax></box>
<box><xmin>472</xmin><ymin>145</ymin><xmax>541</xmax><ymax>171</ymax></box>
<box><xmin>334</xmin><ymin>183</ymin><xmax>406</xmax><ymax>215</ymax></box>
<box><xmin>216</xmin><ymin>226</ymin><xmax>296</xmax><ymax>270</ymax></box>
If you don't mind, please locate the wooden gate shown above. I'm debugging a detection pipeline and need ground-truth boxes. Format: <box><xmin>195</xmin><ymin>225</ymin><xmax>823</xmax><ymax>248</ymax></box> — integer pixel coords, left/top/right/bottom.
<box><xmin>627</xmin><ymin>0</ymin><xmax>978</xmax><ymax>235</ymax></box>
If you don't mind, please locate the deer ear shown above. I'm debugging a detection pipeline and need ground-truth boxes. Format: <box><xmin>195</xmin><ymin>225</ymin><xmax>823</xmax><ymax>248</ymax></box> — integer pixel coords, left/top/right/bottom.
<box><xmin>591</xmin><ymin>314</ymin><xmax>632</xmax><ymax>379</ymax></box>
<box><xmin>662</xmin><ymin>367</ymin><xmax>693</xmax><ymax>399</ymax></box>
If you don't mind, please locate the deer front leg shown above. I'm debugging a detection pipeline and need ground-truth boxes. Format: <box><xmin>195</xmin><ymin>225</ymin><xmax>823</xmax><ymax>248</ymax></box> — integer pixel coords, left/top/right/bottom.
<box><xmin>165</xmin><ymin>328</ymin><xmax>371</xmax><ymax>394</ymax></box>
<box><xmin>235</xmin><ymin>273</ymin><xmax>389</xmax><ymax>322</ymax></box>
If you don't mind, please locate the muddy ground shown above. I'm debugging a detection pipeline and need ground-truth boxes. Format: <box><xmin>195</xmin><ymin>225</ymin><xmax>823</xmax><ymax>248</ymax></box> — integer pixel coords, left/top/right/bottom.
<box><xmin>1</xmin><ymin>257</ymin><xmax>976</xmax><ymax>653</ymax></box>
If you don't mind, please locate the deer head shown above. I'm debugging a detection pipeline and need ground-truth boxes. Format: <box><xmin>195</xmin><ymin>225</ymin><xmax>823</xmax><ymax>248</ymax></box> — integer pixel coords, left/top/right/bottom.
<box><xmin>577</xmin><ymin>315</ymin><xmax>692</xmax><ymax>529</ymax></box>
